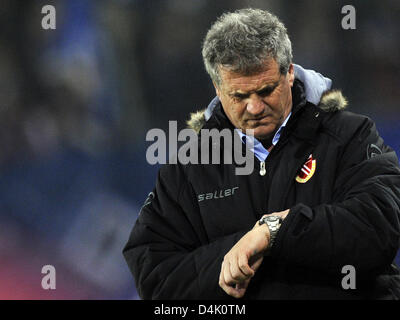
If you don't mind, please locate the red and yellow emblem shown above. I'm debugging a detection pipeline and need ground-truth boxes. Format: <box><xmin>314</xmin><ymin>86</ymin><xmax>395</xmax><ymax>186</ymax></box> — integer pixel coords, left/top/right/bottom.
<box><xmin>295</xmin><ymin>154</ymin><xmax>316</xmax><ymax>183</ymax></box>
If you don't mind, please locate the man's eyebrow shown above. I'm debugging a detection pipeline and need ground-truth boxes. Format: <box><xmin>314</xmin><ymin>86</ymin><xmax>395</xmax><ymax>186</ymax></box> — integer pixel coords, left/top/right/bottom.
<box><xmin>229</xmin><ymin>91</ymin><xmax>249</xmax><ymax>97</ymax></box>
<box><xmin>255</xmin><ymin>81</ymin><xmax>280</xmax><ymax>94</ymax></box>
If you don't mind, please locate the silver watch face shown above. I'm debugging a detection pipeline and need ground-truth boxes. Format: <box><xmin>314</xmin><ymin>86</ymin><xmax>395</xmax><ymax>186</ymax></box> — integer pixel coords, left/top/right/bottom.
<box><xmin>259</xmin><ymin>215</ymin><xmax>282</xmax><ymax>227</ymax></box>
<box><xmin>265</xmin><ymin>216</ymin><xmax>280</xmax><ymax>222</ymax></box>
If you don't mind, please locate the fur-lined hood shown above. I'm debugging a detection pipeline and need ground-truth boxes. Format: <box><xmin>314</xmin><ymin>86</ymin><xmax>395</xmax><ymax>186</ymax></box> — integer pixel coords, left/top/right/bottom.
<box><xmin>187</xmin><ymin>90</ymin><xmax>347</xmax><ymax>133</ymax></box>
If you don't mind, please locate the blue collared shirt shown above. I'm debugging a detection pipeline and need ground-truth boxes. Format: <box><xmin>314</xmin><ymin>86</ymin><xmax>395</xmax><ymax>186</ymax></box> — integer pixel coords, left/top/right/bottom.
<box><xmin>235</xmin><ymin>112</ymin><xmax>292</xmax><ymax>162</ymax></box>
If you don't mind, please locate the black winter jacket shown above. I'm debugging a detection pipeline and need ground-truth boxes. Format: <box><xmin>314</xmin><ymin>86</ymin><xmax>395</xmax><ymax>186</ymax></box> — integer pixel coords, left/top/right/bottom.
<box><xmin>123</xmin><ymin>81</ymin><xmax>400</xmax><ymax>300</ymax></box>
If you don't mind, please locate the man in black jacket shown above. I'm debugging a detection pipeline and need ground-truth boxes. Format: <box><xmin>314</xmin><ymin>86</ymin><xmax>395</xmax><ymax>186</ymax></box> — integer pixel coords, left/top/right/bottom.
<box><xmin>123</xmin><ymin>8</ymin><xmax>400</xmax><ymax>299</ymax></box>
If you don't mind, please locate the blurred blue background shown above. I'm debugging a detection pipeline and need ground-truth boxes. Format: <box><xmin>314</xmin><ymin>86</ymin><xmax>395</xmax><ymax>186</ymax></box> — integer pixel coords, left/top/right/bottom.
<box><xmin>0</xmin><ymin>0</ymin><xmax>398</xmax><ymax>299</ymax></box>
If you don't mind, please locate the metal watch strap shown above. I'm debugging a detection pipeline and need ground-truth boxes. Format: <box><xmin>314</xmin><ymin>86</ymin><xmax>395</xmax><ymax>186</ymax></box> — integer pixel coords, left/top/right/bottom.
<box><xmin>258</xmin><ymin>215</ymin><xmax>282</xmax><ymax>250</ymax></box>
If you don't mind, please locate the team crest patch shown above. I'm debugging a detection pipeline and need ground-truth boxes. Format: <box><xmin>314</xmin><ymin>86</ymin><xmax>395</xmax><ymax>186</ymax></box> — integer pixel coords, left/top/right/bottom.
<box><xmin>295</xmin><ymin>154</ymin><xmax>316</xmax><ymax>183</ymax></box>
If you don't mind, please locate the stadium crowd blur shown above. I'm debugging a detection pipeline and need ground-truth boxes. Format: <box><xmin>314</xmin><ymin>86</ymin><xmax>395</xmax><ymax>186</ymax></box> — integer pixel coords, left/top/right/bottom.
<box><xmin>0</xmin><ymin>0</ymin><xmax>398</xmax><ymax>299</ymax></box>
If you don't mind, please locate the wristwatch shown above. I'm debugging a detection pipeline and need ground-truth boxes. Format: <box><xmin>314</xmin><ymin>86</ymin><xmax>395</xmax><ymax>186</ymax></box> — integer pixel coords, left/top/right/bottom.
<box><xmin>258</xmin><ymin>215</ymin><xmax>282</xmax><ymax>250</ymax></box>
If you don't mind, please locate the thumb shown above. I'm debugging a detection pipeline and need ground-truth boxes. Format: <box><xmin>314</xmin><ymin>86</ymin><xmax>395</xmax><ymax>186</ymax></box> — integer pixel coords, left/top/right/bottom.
<box><xmin>234</xmin><ymin>278</ymin><xmax>251</xmax><ymax>298</ymax></box>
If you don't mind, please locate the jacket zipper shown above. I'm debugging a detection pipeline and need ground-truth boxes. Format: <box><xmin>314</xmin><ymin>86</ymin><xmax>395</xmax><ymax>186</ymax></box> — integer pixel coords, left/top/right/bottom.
<box><xmin>259</xmin><ymin>139</ymin><xmax>287</xmax><ymax>177</ymax></box>
<box><xmin>259</xmin><ymin>161</ymin><xmax>266</xmax><ymax>176</ymax></box>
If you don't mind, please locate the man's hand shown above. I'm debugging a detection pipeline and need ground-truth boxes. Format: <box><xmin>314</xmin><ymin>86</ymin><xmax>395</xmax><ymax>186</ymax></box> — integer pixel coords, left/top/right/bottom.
<box><xmin>219</xmin><ymin>225</ymin><xmax>267</xmax><ymax>298</ymax></box>
<box><xmin>219</xmin><ymin>209</ymin><xmax>290</xmax><ymax>298</ymax></box>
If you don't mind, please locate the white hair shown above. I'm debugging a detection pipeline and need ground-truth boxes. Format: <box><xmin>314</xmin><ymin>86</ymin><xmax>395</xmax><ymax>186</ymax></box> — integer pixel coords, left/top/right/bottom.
<box><xmin>202</xmin><ymin>8</ymin><xmax>293</xmax><ymax>86</ymax></box>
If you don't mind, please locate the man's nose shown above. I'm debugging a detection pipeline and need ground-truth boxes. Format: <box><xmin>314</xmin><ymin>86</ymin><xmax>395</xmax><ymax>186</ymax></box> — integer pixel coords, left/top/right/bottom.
<box><xmin>246</xmin><ymin>95</ymin><xmax>265</xmax><ymax>115</ymax></box>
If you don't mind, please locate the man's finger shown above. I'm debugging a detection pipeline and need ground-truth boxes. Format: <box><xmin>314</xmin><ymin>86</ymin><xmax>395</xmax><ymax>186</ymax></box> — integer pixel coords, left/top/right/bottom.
<box><xmin>219</xmin><ymin>272</ymin><xmax>247</xmax><ymax>298</ymax></box>
<box><xmin>223</xmin><ymin>284</ymin><xmax>243</xmax><ymax>298</ymax></box>
<box><xmin>238</xmin><ymin>253</ymin><xmax>255</xmax><ymax>278</ymax></box>
<box><xmin>229</xmin><ymin>256</ymin><xmax>251</xmax><ymax>282</ymax></box>
<box><xmin>223</xmin><ymin>259</ymin><xmax>235</xmax><ymax>286</ymax></box>
<box><xmin>219</xmin><ymin>263</ymin><xmax>239</xmax><ymax>297</ymax></box>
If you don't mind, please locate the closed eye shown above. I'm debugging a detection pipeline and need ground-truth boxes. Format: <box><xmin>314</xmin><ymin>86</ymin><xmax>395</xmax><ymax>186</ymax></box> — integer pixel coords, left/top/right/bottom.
<box><xmin>256</xmin><ymin>85</ymin><xmax>276</xmax><ymax>97</ymax></box>
<box><xmin>229</xmin><ymin>81</ymin><xmax>279</xmax><ymax>101</ymax></box>
<box><xmin>232</xmin><ymin>93</ymin><xmax>249</xmax><ymax>100</ymax></box>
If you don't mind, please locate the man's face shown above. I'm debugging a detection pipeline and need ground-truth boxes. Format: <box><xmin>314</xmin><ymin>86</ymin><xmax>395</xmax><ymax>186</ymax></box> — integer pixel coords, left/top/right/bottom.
<box><xmin>214</xmin><ymin>59</ymin><xmax>294</xmax><ymax>141</ymax></box>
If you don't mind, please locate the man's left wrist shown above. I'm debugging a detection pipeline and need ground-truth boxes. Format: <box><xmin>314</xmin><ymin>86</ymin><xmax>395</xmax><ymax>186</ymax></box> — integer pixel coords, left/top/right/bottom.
<box><xmin>258</xmin><ymin>215</ymin><xmax>283</xmax><ymax>251</ymax></box>
<box><xmin>256</xmin><ymin>223</ymin><xmax>270</xmax><ymax>250</ymax></box>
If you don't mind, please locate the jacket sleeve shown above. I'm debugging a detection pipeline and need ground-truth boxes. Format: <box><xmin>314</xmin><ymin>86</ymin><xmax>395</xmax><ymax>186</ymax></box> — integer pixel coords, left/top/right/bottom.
<box><xmin>123</xmin><ymin>164</ymin><xmax>246</xmax><ymax>300</ymax></box>
<box><xmin>273</xmin><ymin>115</ymin><xmax>400</xmax><ymax>276</ymax></box>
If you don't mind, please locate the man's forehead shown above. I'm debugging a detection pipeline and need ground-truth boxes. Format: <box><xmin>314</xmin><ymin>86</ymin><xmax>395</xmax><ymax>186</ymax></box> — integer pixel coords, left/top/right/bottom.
<box><xmin>219</xmin><ymin>60</ymin><xmax>281</xmax><ymax>93</ymax></box>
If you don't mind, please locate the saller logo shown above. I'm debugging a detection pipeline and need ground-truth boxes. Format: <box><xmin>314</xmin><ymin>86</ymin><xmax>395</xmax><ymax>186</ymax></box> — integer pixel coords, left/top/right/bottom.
<box><xmin>296</xmin><ymin>154</ymin><xmax>316</xmax><ymax>183</ymax></box>
<box><xmin>198</xmin><ymin>186</ymin><xmax>239</xmax><ymax>202</ymax></box>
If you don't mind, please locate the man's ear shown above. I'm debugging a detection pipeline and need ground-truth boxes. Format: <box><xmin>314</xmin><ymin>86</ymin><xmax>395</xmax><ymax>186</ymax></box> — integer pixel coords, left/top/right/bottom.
<box><xmin>288</xmin><ymin>63</ymin><xmax>295</xmax><ymax>87</ymax></box>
